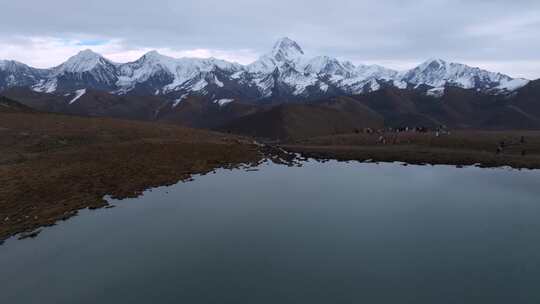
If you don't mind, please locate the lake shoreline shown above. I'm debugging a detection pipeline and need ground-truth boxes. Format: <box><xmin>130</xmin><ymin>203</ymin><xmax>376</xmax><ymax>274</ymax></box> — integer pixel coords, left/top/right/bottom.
<box><xmin>0</xmin><ymin>112</ymin><xmax>268</xmax><ymax>242</ymax></box>
<box><xmin>3</xmin><ymin>139</ymin><xmax>540</xmax><ymax>243</ymax></box>
<box><xmin>3</xmin><ymin>113</ymin><xmax>540</xmax><ymax>243</ymax></box>
<box><xmin>283</xmin><ymin>144</ymin><xmax>540</xmax><ymax>170</ymax></box>
<box><xmin>281</xmin><ymin>130</ymin><xmax>540</xmax><ymax>170</ymax></box>
<box><xmin>0</xmin><ymin>141</ymin><xmax>264</xmax><ymax>242</ymax></box>
<box><xmin>3</xmin><ymin>158</ymin><xmax>540</xmax><ymax>303</ymax></box>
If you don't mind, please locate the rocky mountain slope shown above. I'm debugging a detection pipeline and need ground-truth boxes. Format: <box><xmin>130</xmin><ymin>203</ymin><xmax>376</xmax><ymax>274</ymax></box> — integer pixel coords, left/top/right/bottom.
<box><xmin>3</xmin><ymin>79</ymin><xmax>540</xmax><ymax>139</ymax></box>
<box><xmin>216</xmin><ymin>82</ymin><xmax>540</xmax><ymax>139</ymax></box>
<box><xmin>1</xmin><ymin>38</ymin><xmax>537</xmax><ymax>136</ymax></box>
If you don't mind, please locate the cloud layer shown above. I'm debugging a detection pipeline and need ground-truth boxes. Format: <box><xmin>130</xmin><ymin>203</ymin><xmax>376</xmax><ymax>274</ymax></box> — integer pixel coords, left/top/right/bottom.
<box><xmin>2</xmin><ymin>0</ymin><xmax>540</xmax><ymax>78</ymax></box>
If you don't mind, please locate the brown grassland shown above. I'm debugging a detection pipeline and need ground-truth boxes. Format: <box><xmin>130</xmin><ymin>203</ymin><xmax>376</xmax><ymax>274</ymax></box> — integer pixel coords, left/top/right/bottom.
<box><xmin>284</xmin><ymin>130</ymin><xmax>540</xmax><ymax>168</ymax></box>
<box><xmin>0</xmin><ymin>112</ymin><xmax>262</xmax><ymax>241</ymax></box>
<box><xmin>2</xmin><ymin>109</ymin><xmax>540</xmax><ymax>242</ymax></box>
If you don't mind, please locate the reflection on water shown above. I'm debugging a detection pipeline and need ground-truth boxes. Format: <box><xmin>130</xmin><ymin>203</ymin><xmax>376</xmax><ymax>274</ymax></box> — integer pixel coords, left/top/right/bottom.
<box><xmin>1</xmin><ymin>160</ymin><xmax>540</xmax><ymax>304</ymax></box>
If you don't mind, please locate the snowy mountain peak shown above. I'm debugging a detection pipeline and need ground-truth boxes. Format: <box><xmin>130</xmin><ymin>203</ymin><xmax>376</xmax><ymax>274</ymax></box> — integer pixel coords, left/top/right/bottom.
<box><xmin>77</xmin><ymin>49</ymin><xmax>102</xmax><ymax>57</ymax></box>
<box><xmin>342</xmin><ymin>61</ymin><xmax>356</xmax><ymax>70</ymax></box>
<box><xmin>247</xmin><ymin>38</ymin><xmax>307</xmax><ymax>74</ymax></box>
<box><xmin>418</xmin><ymin>58</ymin><xmax>448</xmax><ymax>70</ymax></box>
<box><xmin>0</xmin><ymin>60</ymin><xmax>28</xmax><ymax>71</ymax></box>
<box><xmin>70</xmin><ymin>49</ymin><xmax>104</xmax><ymax>63</ymax></box>
<box><xmin>29</xmin><ymin>49</ymin><xmax>120</xmax><ymax>93</ymax></box>
<box><xmin>136</xmin><ymin>51</ymin><xmax>178</xmax><ymax>68</ymax></box>
<box><xmin>144</xmin><ymin>50</ymin><xmax>161</xmax><ymax>57</ymax></box>
<box><xmin>303</xmin><ymin>56</ymin><xmax>351</xmax><ymax>76</ymax></box>
<box><xmin>270</xmin><ymin>37</ymin><xmax>304</xmax><ymax>62</ymax></box>
<box><xmin>59</xmin><ymin>49</ymin><xmax>110</xmax><ymax>73</ymax></box>
<box><xmin>355</xmin><ymin>64</ymin><xmax>399</xmax><ymax>80</ymax></box>
<box><xmin>424</xmin><ymin>58</ymin><xmax>447</xmax><ymax>64</ymax></box>
<box><xmin>0</xmin><ymin>37</ymin><xmax>531</xmax><ymax>98</ymax></box>
<box><xmin>141</xmin><ymin>50</ymin><xmax>170</xmax><ymax>61</ymax></box>
<box><xmin>0</xmin><ymin>59</ymin><xmax>48</xmax><ymax>91</ymax></box>
<box><xmin>401</xmin><ymin>58</ymin><xmax>528</xmax><ymax>90</ymax></box>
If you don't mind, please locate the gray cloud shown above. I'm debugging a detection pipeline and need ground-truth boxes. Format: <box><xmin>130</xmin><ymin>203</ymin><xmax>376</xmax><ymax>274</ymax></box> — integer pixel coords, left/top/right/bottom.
<box><xmin>2</xmin><ymin>0</ymin><xmax>540</xmax><ymax>78</ymax></box>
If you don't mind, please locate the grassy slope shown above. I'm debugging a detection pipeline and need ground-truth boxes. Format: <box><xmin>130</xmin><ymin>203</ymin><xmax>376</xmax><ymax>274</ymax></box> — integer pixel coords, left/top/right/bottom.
<box><xmin>0</xmin><ymin>111</ymin><xmax>261</xmax><ymax>240</ymax></box>
<box><xmin>284</xmin><ymin>130</ymin><xmax>540</xmax><ymax>168</ymax></box>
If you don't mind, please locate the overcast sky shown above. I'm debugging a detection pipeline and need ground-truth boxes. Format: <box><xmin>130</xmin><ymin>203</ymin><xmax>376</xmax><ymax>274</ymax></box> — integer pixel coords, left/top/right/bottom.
<box><xmin>2</xmin><ymin>0</ymin><xmax>539</xmax><ymax>78</ymax></box>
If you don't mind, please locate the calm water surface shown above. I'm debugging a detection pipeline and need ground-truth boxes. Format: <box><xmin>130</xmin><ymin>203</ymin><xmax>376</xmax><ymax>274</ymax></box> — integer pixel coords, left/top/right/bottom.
<box><xmin>1</xmin><ymin>160</ymin><xmax>540</xmax><ymax>303</ymax></box>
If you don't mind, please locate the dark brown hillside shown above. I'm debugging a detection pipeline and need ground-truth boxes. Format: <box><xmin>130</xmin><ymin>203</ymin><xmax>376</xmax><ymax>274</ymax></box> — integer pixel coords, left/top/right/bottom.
<box><xmin>2</xmin><ymin>88</ymin><xmax>69</xmax><ymax>113</ymax></box>
<box><xmin>3</xmin><ymin>88</ymin><xmax>265</xmax><ymax>129</ymax></box>
<box><xmin>2</xmin><ymin>88</ymin><xmax>167</xmax><ymax>121</ymax></box>
<box><xmin>0</xmin><ymin>108</ymin><xmax>262</xmax><ymax>241</ymax></box>
<box><xmin>66</xmin><ymin>90</ymin><xmax>167</xmax><ymax>120</ymax></box>
<box><xmin>220</xmin><ymin>99</ymin><xmax>384</xmax><ymax>140</ymax></box>
<box><xmin>347</xmin><ymin>85</ymin><xmax>540</xmax><ymax>130</ymax></box>
<box><xmin>0</xmin><ymin>96</ymin><xmax>35</xmax><ymax>113</ymax></box>
<box><xmin>351</xmin><ymin>87</ymin><xmax>444</xmax><ymax>128</ymax></box>
<box><xmin>511</xmin><ymin>79</ymin><xmax>540</xmax><ymax>117</ymax></box>
<box><xmin>3</xmin><ymin>82</ymin><xmax>540</xmax><ymax>135</ymax></box>
<box><xmin>156</xmin><ymin>96</ymin><xmax>262</xmax><ymax>129</ymax></box>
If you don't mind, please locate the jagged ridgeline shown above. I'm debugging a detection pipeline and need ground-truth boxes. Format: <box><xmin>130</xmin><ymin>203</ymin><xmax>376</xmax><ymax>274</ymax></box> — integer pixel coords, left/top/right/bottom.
<box><xmin>0</xmin><ymin>38</ymin><xmax>530</xmax><ymax>104</ymax></box>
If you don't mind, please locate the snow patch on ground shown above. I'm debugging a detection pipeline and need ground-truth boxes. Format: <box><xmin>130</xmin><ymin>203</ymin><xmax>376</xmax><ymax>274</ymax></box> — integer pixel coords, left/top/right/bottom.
<box><xmin>214</xmin><ymin>98</ymin><xmax>234</xmax><ymax>107</ymax></box>
<box><xmin>393</xmin><ymin>80</ymin><xmax>408</xmax><ymax>89</ymax></box>
<box><xmin>32</xmin><ymin>79</ymin><xmax>57</xmax><ymax>93</ymax></box>
<box><xmin>427</xmin><ymin>87</ymin><xmax>445</xmax><ymax>98</ymax></box>
<box><xmin>190</xmin><ymin>79</ymin><xmax>208</xmax><ymax>91</ymax></box>
<box><xmin>319</xmin><ymin>83</ymin><xmax>329</xmax><ymax>92</ymax></box>
<box><xmin>214</xmin><ymin>76</ymin><xmax>224</xmax><ymax>87</ymax></box>
<box><xmin>497</xmin><ymin>78</ymin><xmax>529</xmax><ymax>91</ymax></box>
<box><xmin>230</xmin><ymin>71</ymin><xmax>244</xmax><ymax>79</ymax></box>
<box><xmin>369</xmin><ymin>80</ymin><xmax>381</xmax><ymax>92</ymax></box>
<box><xmin>172</xmin><ymin>93</ymin><xmax>189</xmax><ymax>108</ymax></box>
<box><xmin>69</xmin><ymin>89</ymin><xmax>87</xmax><ymax>104</ymax></box>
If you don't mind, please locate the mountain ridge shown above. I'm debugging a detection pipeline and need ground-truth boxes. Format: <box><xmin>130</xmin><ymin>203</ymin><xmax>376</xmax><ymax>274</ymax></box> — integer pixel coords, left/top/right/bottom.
<box><xmin>0</xmin><ymin>38</ymin><xmax>531</xmax><ymax>103</ymax></box>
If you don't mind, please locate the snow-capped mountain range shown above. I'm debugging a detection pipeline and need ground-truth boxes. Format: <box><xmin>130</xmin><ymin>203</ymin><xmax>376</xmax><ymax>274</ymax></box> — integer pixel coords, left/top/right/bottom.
<box><xmin>0</xmin><ymin>37</ymin><xmax>530</xmax><ymax>103</ymax></box>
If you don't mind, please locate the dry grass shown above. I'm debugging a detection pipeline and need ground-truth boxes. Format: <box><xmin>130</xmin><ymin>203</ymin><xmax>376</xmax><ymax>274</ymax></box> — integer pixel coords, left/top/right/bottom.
<box><xmin>0</xmin><ymin>112</ymin><xmax>261</xmax><ymax>241</ymax></box>
<box><xmin>285</xmin><ymin>130</ymin><xmax>540</xmax><ymax>169</ymax></box>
